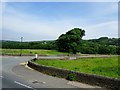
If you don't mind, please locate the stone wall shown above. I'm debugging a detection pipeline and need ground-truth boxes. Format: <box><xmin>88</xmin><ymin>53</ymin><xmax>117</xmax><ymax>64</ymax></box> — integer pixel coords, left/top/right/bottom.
<box><xmin>28</xmin><ymin>60</ymin><xmax>120</xmax><ymax>90</ymax></box>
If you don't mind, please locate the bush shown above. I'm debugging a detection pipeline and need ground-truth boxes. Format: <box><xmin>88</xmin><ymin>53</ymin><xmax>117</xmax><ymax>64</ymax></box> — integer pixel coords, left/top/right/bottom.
<box><xmin>67</xmin><ymin>72</ymin><xmax>76</xmax><ymax>81</ymax></box>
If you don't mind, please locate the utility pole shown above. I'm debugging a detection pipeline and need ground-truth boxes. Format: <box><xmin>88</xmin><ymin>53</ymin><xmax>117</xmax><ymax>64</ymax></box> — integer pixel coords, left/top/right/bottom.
<box><xmin>20</xmin><ymin>37</ymin><xmax>23</xmax><ymax>56</ymax></box>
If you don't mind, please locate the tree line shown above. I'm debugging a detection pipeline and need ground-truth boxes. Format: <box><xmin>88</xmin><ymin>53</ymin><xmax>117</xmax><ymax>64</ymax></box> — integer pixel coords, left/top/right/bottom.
<box><xmin>1</xmin><ymin>37</ymin><xmax>119</xmax><ymax>55</ymax></box>
<box><xmin>1</xmin><ymin>28</ymin><xmax>119</xmax><ymax>55</ymax></box>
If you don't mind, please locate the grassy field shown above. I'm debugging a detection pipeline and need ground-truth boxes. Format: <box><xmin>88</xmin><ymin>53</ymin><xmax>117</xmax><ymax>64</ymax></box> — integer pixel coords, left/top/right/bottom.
<box><xmin>33</xmin><ymin>57</ymin><xmax>119</xmax><ymax>78</ymax></box>
<box><xmin>1</xmin><ymin>49</ymin><xmax>68</xmax><ymax>55</ymax></box>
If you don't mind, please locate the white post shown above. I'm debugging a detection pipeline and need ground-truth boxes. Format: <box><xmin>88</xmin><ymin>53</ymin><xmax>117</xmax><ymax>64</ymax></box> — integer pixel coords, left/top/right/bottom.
<box><xmin>35</xmin><ymin>54</ymin><xmax>38</xmax><ymax>59</ymax></box>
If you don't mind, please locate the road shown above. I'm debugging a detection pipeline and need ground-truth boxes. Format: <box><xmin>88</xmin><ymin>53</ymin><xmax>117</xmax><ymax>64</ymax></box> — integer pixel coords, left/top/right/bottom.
<box><xmin>1</xmin><ymin>56</ymin><xmax>103</xmax><ymax>90</ymax></box>
<box><xmin>1</xmin><ymin>56</ymin><xmax>40</xmax><ymax>89</ymax></box>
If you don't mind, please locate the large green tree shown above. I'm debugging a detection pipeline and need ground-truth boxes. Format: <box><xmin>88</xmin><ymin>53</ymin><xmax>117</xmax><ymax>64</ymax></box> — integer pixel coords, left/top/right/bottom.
<box><xmin>56</xmin><ymin>28</ymin><xmax>85</xmax><ymax>54</ymax></box>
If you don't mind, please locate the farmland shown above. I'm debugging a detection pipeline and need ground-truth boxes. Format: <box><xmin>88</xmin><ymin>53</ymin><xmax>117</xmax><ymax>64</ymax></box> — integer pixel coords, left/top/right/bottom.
<box><xmin>1</xmin><ymin>49</ymin><xmax>68</xmax><ymax>56</ymax></box>
<box><xmin>33</xmin><ymin>56</ymin><xmax>119</xmax><ymax>78</ymax></box>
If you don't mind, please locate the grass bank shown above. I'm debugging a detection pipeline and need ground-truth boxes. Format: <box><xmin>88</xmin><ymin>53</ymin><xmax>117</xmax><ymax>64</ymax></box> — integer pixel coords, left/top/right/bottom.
<box><xmin>33</xmin><ymin>57</ymin><xmax>119</xmax><ymax>79</ymax></box>
<box><xmin>1</xmin><ymin>49</ymin><xmax>68</xmax><ymax>55</ymax></box>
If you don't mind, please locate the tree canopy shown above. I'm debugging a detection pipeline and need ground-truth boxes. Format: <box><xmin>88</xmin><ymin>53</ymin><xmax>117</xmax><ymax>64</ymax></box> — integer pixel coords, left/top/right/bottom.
<box><xmin>56</xmin><ymin>28</ymin><xmax>85</xmax><ymax>54</ymax></box>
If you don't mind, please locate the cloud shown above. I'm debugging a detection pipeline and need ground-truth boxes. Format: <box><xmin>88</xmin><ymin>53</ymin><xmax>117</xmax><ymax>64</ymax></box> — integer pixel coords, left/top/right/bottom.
<box><xmin>2</xmin><ymin>2</ymin><xmax>118</xmax><ymax>41</ymax></box>
<box><xmin>84</xmin><ymin>2</ymin><xmax>118</xmax><ymax>19</ymax></box>
<box><xmin>3</xmin><ymin>4</ymin><xmax>89</xmax><ymax>41</ymax></box>
<box><xmin>84</xmin><ymin>21</ymin><xmax>118</xmax><ymax>39</ymax></box>
<box><xmin>3</xmin><ymin>12</ymin><xmax>86</xmax><ymax>40</ymax></box>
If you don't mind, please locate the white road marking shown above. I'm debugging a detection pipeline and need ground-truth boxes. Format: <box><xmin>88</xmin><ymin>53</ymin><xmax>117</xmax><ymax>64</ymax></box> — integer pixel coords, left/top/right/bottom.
<box><xmin>14</xmin><ymin>81</ymin><xmax>36</xmax><ymax>90</ymax></box>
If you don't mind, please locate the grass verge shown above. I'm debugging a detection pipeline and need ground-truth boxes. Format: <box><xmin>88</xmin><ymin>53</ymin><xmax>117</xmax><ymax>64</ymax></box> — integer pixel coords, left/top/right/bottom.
<box><xmin>33</xmin><ymin>57</ymin><xmax>119</xmax><ymax>79</ymax></box>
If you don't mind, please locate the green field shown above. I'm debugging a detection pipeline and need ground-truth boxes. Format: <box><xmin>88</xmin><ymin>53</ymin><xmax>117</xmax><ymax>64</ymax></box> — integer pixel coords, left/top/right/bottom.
<box><xmin>1</xmin><ymin>49</ymin><xmax>68</xmax><ymax>55</ymax></box>
<box><xmin>34</xmin><ymin>57</ymin><xmax>119</xmax><ymax>78</ymax></box>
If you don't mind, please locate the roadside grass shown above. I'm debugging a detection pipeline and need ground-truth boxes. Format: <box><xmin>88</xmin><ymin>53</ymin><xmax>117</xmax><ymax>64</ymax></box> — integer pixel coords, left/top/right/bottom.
<box><xmin>33</xmin><ymin>57</ymin><xmax>119</xmax><ymax>79</ymax></box>
<box><xmin>1</xmin><ymin>49</ymin><xmax>68</xmax><ymax>55</ymax></box>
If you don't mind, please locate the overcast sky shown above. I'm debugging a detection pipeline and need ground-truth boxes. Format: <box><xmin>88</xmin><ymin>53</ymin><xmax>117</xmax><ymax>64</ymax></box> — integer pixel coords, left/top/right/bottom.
<box><xmin>1</xmin><ymin>1</ymin><xmax>118</xmax><ymax>41</ymax></box>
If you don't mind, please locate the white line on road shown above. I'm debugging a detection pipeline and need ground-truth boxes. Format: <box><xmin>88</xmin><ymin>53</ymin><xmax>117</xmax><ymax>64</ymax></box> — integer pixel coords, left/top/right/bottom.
<box><xmin>14</xmin><ymin>81</ymin><xmax>36</xmax><ymax>90</ymax></box>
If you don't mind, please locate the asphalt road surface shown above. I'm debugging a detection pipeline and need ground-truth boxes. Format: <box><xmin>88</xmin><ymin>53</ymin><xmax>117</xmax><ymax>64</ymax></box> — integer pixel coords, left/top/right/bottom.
<box><xmin>1</xmin><ymin>56</ymin><xmax>38</xmax><ymax>89</ymax></box>
<box><xmin>1</xmin><ymin>56</ymin><xmax>104</xmax><ymax>90</ymax></box>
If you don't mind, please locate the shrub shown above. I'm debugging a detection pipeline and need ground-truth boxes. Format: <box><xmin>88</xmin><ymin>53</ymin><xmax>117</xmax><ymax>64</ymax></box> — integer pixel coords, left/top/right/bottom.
<box><xmin>67</xmin><ymin>72</ymin><xmax>76</xmax><ymax>81</ymax></box>
<box><xmin>30</xmin><ymin>51</ymin><xmax>32</xmax><ymax>54</ymax></box>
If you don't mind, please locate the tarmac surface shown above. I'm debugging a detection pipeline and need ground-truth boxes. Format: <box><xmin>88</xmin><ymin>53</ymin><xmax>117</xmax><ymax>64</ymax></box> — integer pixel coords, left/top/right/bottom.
<box><xmin>1</xmin><ymin>56</ymin><xmax>105</xmax><ymax>89</ymax></box>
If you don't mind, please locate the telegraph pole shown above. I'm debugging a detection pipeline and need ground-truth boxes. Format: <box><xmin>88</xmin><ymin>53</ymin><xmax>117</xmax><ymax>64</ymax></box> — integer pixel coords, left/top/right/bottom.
<box><xmin>20</xmin><ymin>37</ymin><xmax>23</xmax><ymax>56</ymax></box>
